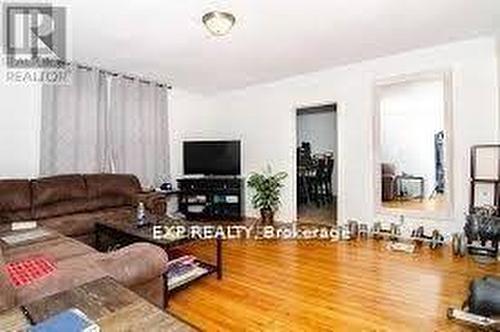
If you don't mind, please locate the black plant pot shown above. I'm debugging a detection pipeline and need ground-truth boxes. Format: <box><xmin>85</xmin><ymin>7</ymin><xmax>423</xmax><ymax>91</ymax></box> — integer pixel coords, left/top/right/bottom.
<box><xmin>260</xmin><ymin>208</ymin><xmax>274</xmax><ymax>225</ymax></box>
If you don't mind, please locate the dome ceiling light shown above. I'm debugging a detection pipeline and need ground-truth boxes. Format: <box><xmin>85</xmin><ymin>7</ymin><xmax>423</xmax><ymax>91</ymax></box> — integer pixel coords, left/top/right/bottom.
<box><xmin>202</xmin><ymin>11</ymin><xmax>236</xmax><ymax>36</ymax></box>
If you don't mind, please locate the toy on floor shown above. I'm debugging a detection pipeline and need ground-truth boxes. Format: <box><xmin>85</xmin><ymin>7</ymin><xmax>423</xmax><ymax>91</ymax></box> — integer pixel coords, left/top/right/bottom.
<box><xmin>447</xmin><ymin>276</ymin><xmax>500</xmax><ymax>330</ymax></box>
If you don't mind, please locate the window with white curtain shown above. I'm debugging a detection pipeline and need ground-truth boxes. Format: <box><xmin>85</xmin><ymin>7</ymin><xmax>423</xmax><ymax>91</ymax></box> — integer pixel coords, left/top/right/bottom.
<box><xmin>40</xmin><ymin>66</ymin><xmax>170</xmax><ymax>188</ymax></box>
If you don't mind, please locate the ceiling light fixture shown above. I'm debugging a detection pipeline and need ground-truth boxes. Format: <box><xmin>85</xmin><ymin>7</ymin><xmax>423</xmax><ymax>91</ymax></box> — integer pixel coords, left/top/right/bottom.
<box><xmin>202</xmin><ymin>11</ymin><xmax>236</xmax><ymax>36</ymax></box>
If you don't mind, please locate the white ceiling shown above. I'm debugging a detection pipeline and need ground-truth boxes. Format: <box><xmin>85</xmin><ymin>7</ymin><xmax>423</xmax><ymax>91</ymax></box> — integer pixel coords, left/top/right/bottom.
<box><xmin>59</xmin><ymin>0</ymin><xmax>500</xmax><ymax>93</ymax></box>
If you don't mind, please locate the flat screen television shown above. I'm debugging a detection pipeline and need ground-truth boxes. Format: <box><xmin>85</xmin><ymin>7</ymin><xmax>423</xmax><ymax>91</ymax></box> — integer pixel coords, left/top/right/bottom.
<box><xmin>183</xmin><ymin>140</ymin><xmax>241</xmax><ymax>176</ymax></box>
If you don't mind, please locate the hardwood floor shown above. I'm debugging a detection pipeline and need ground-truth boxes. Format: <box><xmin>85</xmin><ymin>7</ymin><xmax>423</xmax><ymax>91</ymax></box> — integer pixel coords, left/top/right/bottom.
<box><xmin>382</xmin><ymin>194</ymin><xmax>446</xmax><ymax>213</ymax></box>
<box><xmin>297</xmin><ymin>200</ymin><xmax>337</xmax><ymax>225</ymax></box>
<box><xmin>169</xmin><ymin>238</ymin><xmax>498</xmax><ymax>331</ymax></box>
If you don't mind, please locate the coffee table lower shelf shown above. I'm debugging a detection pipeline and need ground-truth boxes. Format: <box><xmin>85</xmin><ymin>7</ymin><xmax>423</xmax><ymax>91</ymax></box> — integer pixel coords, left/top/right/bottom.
<box><xmin>164</xmin><ymin>259</ymin><xmax>217</xmax><ymax>305</ymax></box>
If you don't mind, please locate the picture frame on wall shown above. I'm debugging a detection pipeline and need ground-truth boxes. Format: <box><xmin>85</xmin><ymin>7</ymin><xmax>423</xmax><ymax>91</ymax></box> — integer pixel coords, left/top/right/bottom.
<box><xmin>473</xmin><ymin>146</ymin><xmax>499</xmax><ymax>180</ymax></box>
<box><xmin>472</xmin><ymin>182</ymin><xmax>496</xmax><ymax>208</ymax></box>
<box><xmin>470</xmin><ymin>145</ymin><xmax>500</xmax><ymax>214</ymax></box>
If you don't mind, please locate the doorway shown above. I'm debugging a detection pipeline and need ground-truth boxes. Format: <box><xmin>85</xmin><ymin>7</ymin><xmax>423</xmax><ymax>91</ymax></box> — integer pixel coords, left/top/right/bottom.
<box><xmin>296</xmin><ymin>104</ymin><xmax>337</xmax><ymax>225</ymax></box>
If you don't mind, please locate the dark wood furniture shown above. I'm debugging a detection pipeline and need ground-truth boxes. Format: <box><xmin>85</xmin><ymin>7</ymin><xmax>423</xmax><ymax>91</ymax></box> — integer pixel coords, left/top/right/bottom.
<box><xmin>177</xmin><ymin>177</ymin><xmax>244</xmax><ymax>220</ymax></box>
<box><xmin>95</xmin><ymin>218</ymin><xmax>223</xmax><ymax>306</ymax></box>
<box><xmin>0</xmin><ymin>277</ymin><xmax>196</xmax><ymax>331</ymax></box>
<box><xmin>298</xmin><ymin>155</ymin><xmax>335</xmax><ymax>207</ymax></box>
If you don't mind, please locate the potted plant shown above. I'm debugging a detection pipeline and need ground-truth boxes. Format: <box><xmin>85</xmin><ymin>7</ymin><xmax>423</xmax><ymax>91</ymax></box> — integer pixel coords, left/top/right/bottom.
<box><xmin>247</xmin><ymin>167</ymin><xmax>287</xmax><ymax>224</ymax></box>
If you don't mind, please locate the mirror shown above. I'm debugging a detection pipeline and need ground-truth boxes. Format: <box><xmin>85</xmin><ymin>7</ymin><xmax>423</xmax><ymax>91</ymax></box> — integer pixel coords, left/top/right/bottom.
<box><xmin>375</xmin><ymin>72</ymin><xmax>452</xmax><ymax>216</ymax></box>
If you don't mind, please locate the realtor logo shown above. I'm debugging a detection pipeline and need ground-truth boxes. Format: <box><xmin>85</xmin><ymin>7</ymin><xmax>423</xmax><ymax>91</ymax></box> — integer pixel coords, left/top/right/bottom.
<box><xmin>2</xmin><ymin>3</ymin><xmax>66</xmax><ymax>68</ymax></box>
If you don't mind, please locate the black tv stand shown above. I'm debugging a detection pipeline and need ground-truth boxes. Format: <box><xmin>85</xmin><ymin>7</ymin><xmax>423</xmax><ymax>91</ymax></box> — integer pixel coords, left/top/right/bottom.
<box><xmin>177</xmin><ymin>176</ymin><xmax>244</xmax><ymax>221</ymax></box>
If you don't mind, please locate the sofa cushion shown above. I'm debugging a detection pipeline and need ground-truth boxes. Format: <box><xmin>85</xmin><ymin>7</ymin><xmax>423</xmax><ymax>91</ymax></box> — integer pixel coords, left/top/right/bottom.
<box><xmin>37</xmin><ymin>207</ymin><xmax>135</xmax><ymax>238</ymax></box>
<box><xmin>84</xmin><ymin>174</ymin><xmax>141</xmax><ymax>211</ymax></box>
<box><xmin>32</xmin><ymin>175</ymin><xmax>88</xmax><ymax>219</ymax></box>
<box><xmin>14</xmin><ymin>242</ymin><xmax>168</xmax><ymax>307</ymax></box>
<box><xmin>0</xmin><ymin>180</ymin><xmax>32</xmax><ymax>222</ymax></box>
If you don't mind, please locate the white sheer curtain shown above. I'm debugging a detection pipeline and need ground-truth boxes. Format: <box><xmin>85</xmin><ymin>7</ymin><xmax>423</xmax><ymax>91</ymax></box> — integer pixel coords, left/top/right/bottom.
<box><xmin>109</xmin><ymin>77</ymin><xmax>169</xmax><ymax>188</ymax></box>
<box><xmin>40</xmin><ymin>67</ymin><xmax>108</xmax><ymax>175</ymax></box>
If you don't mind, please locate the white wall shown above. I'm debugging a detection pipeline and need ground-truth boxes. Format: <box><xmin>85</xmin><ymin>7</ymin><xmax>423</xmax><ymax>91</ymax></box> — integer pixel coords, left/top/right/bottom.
<box><xmin>169</xmin><ymin>37</ymin><xmax>499</xmax><ymax>235</ymax></box>
<box><xmin>297</xmin><ymin>111</ymin><xmax>337</xmax><ymax>154</ymax></box>
<box><xmin>297</xmin><ymin>110</ymin><xmax>337</xmax><ymax>194</ymax></box>
<box><xmin>168</xmin><ymin>88</ymin><xmax>218</xmax><ymax>181</ymax></box>
<box><xmin>380</xmin><ymin>80</ymin><xmax>444</xmax><ymax>197</ymax></box>
<box><xmin>0</xmin><ymin>77</ymin><xmax>41</xmax><ymax>178</ymax></box>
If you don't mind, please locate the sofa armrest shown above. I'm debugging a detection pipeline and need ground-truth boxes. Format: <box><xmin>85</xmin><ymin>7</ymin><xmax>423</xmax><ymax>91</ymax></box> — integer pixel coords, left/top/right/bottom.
<box><xmin>136</xmin><ymin>191</ymin><xmax>166</xmax><ymax>216</ymax></box>
<box><xmin>93</xmin><ymin>243</ymin><xmax>168</xmax><ymax>287</ymax></box>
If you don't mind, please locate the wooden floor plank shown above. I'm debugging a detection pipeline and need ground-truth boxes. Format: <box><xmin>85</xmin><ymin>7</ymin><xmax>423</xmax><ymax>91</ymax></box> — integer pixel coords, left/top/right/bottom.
<box><xmin>169</xmin><ymin>239</ymin><xmax>498</xmax><ymax>331</ymax></box>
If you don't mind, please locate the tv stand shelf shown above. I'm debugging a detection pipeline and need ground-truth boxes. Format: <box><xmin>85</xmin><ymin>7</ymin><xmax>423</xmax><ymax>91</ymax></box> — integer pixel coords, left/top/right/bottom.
<box><xmin>177</xmin><ymin>177</ymin><xmax>244</xmax><ymax>221</ymax></box>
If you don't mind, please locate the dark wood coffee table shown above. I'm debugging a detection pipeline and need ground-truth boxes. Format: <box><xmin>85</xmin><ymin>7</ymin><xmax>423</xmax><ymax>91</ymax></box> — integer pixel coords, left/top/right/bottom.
<box><xmin>95</xmin><ymin>218</ymin><xmax>222</xmax><ymax>306</ymax></box>
<box><xmin>0</xmin><ymin>277</ymin><xmax>197</xmax><ymax>331</ymax></box>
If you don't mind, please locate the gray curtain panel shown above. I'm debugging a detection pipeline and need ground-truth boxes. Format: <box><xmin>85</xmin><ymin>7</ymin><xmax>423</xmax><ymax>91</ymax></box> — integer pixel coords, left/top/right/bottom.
<box><xmin>40</xmin><ymin>68</ymin><xmax>170</xmax><ymax>188</ymax></box>
<box><xmin>109</xmin><ymin>77</ymin><xmax>170</xmax><ymax>188</ymax></box>
<box><xmin>40</xmin><ymin>67</ymin><xmax>108</xmax><ymax>175</ymax></box>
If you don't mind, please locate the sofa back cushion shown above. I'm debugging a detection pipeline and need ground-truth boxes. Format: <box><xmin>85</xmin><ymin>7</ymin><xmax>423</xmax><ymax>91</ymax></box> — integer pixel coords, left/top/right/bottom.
<box><xmin>0</xmin><ymin>180</ymin><xmax>32</xmax><ymax>222</ymax></box>
<box><xmin>32</xmin><ymin>175</ymin><xmax>88</xmax><ymax>219</ymax></box>
<box><xmin>84</xmin><ymin>174</ymin><xmax>140</xmax><ymax>211</ymax></box>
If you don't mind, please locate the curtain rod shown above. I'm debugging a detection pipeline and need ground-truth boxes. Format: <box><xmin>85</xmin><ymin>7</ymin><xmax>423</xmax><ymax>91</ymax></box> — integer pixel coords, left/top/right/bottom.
<box><xmin>66</xmin><ymin>61</ymin><xmax>172</xmax><ymax>89</ymax></box>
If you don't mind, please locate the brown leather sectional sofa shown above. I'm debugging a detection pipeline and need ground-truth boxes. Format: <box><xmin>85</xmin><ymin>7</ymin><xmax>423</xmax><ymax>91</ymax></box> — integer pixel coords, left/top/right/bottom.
<box><xmin>0</xmin><ymin>173</ymin><xmax>165</xmax><ymax>245</ymax></box>
<box><xmin>0</xmin><ymin>173</ymin><xmax>169</xmax><ymax>311</ymax></box>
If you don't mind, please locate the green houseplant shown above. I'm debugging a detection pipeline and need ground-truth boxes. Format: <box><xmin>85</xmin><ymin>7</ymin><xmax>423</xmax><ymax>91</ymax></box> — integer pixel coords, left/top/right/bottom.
<box><xmin>247</xmin><ymin>167</ymin><xmax>287</xmax><ymax>224</ymax></box>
